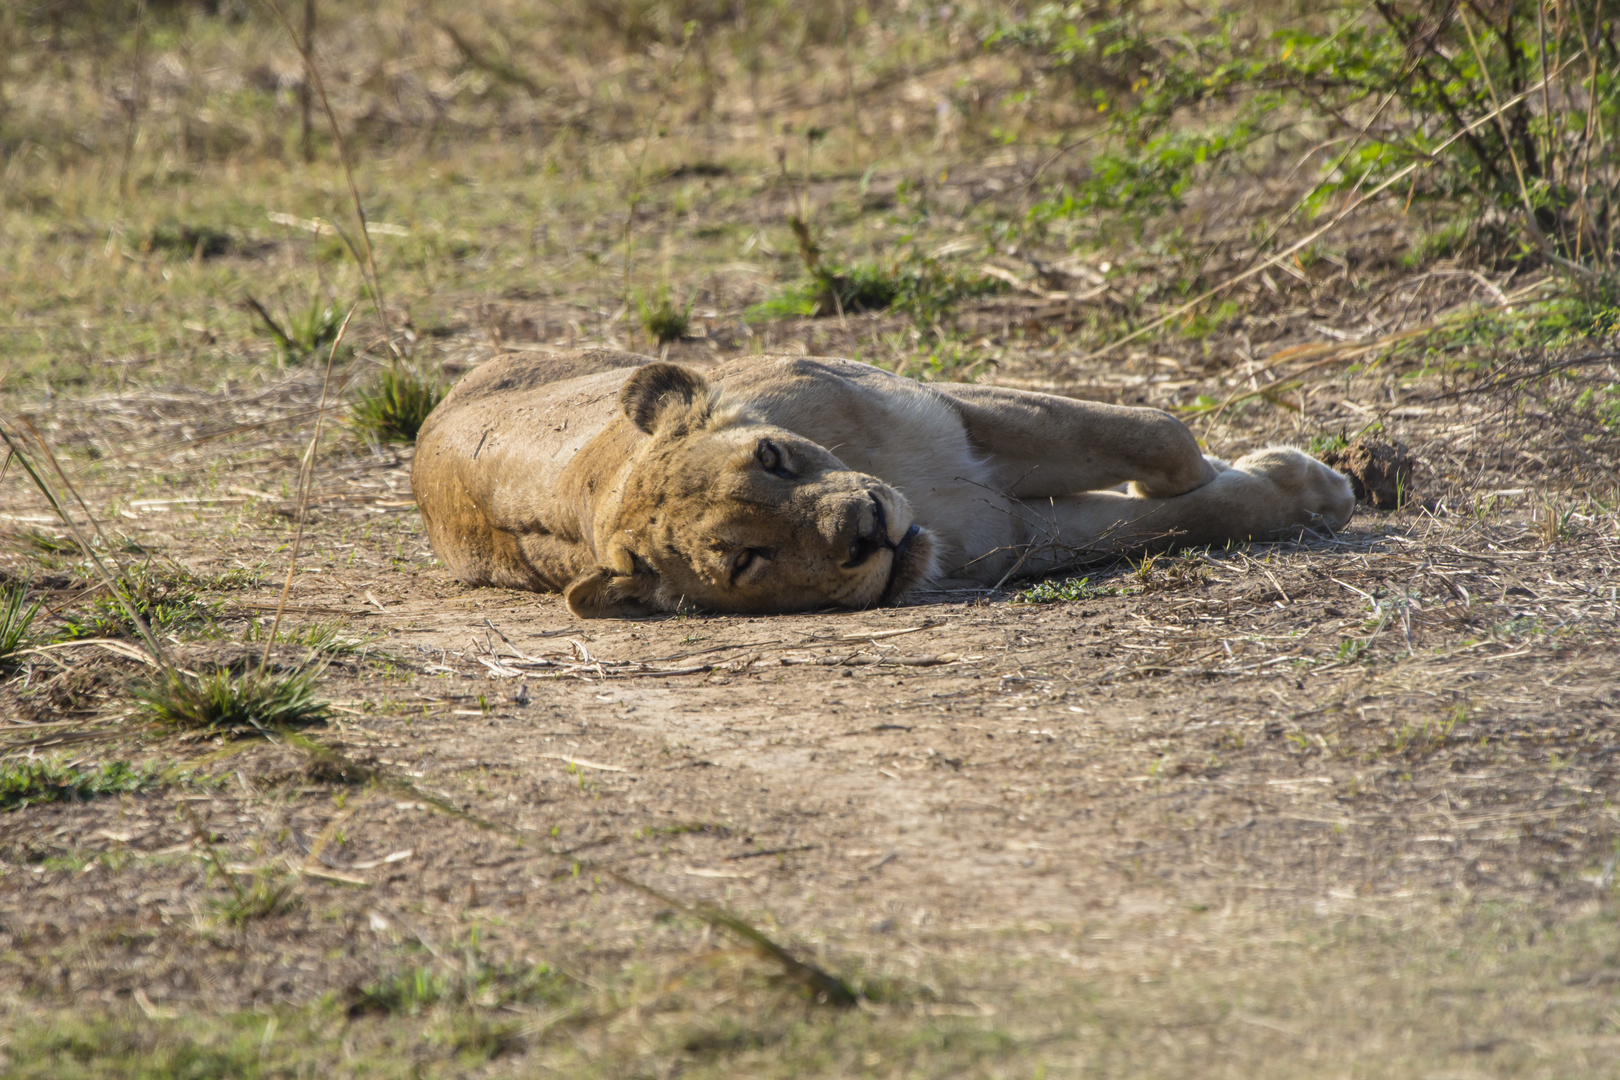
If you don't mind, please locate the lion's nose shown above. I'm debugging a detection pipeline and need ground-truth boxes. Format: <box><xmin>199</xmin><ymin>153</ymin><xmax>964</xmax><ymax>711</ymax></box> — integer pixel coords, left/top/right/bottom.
<box><xmin>842</xmin><ymin>494</ymin><xmax>889</xmax><ymax>569</ymax></box>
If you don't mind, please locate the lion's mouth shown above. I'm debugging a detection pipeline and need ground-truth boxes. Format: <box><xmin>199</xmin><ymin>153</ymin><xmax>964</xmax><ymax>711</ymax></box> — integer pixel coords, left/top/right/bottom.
<box><xmin>878</xmin><ymin>522</ymin><xmax>928</xmax><ymax>604</ymax></box>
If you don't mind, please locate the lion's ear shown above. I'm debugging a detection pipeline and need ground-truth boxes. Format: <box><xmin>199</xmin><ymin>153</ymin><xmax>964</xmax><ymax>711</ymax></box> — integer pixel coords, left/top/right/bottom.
<box><xmin>564</xmin><ymin>568</ymin><xmax>660</xmax><ymax>619</ymax></box>
<box><xmin>620</xmin><ymin>363</ymin><xmax>711</xmax><ymax>435</ymax></box>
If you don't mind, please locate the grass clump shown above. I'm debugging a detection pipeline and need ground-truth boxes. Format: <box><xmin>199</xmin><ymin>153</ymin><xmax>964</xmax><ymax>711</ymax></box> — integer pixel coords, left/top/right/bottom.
<box><xmin>1</xmin><ymin>582</ymin><xmax>43</xmax><ymax>670</ymax></box>
<box><xmin>636</xmin><ymin>285</ymin><xmax>694</xmax><ymax>343</ymax></box>
<box><xmin>0</xmin><ymin>757</ymin><xmax>157</xmax><ymax>810</ymax></box>
<box><xmin>243</xmin><ymin>618</ymin><xmax>375</xmax><ymax>656</ymax></box>
<box><xmin>753</xmin><ymin>252</ymin><xmax>1003</xmax><ymax>329</ymax></box>
<box><xmin>752</xmin><ymin>218</ymin><xmax>1003</xmax><ymax>332</ymax></box>
<box><xmin>350</xmin><ymin>366</ymin><xmax>444</xmax><ymax>443</ymax></box>
<box><xmin>56</xmin><ymin>562</ymin><xmax>220</xmax><ymax>642</ymax></box>
<box><xmin>209</xmin><ymin>873</ymin><xmax>301</xmax><ymax>925</ymax></box>
<box><xmin>350</xmin><ymin>959</ymin><xmax>574</xmax><ymax>1017</ymax></box>
<box><xmin>139</xmin><ymin>222</ymin><xmax>235</xmax><ymax>259</ymax></box>
<box><xmin>1576</xmin><ymin>384</ymin><xmax>1620</xmax><ymax>432</ymax></box>
<box><xmin>133</xmin><ymin>664</ymin><xmax>331</xmax><ymax>735</ymax></box>
<box><xmin>245</xmin><ymin>294</ymin><xmax>351</xmax><ymax>366</ymax></box>
<box><xmin>351</xmin><ymin>966</ymin><xmax>453</xmax><ymax>1016</ymax></box>
<box><xmin>4</xmin><ymin>528</ymin><xmax>77</xmax><ymax>555</ymax></box>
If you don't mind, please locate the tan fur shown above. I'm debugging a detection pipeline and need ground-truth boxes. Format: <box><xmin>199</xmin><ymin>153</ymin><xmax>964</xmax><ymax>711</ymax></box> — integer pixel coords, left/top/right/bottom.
<box><xmin>411</xmin><ymin>350</ymin><xmax>1355</xmax><ymax>617</ymax></box>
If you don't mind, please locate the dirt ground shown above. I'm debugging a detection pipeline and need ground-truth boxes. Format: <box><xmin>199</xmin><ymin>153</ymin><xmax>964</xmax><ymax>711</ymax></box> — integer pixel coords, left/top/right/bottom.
<box><xmin>5</xmin><ymin>318</ymin><xmax>1620</xmax><ymax>1076</ymax></box>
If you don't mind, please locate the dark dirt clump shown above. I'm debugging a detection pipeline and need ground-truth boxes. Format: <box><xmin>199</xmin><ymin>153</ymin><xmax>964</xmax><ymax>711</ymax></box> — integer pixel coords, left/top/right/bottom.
<box><xmin>1321</xmin><ymin>437</ymin><xmax>1417</xmax><ymax>509</ymax></box>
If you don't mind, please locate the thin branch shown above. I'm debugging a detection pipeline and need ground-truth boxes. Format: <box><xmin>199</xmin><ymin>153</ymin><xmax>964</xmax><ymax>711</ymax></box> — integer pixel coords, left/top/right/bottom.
<box><xmin>259</xmin><ymin>305</ymin><xmax>356</xmax><ymax>677</ymax></box>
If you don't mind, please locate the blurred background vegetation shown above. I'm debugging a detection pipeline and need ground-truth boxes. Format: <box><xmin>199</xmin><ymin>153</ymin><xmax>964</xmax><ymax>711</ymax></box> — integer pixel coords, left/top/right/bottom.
<box><xmin>1</xmin><ymin>0</ymin><xmax>1616</xmax><ymax>402</ymax></box>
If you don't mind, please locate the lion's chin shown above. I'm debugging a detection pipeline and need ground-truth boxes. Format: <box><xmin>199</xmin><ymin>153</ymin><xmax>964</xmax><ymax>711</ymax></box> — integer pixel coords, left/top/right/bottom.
<box><xmin>877</xmin><ymin>525</ymin><xmax>938</xmax><ymax>606</ymax></box>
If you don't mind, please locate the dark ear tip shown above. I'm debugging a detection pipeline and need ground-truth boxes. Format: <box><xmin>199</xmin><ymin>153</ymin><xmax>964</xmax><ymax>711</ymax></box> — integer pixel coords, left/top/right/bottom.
<box><xmin>621</xmin><ymin>362</ymin><xmax>710</xmax><ymax>434</ymax></box>
<box><xmin>565</xmin><ymin>567</ymin><xmax>659</xmax><ymax>619</ymax></box>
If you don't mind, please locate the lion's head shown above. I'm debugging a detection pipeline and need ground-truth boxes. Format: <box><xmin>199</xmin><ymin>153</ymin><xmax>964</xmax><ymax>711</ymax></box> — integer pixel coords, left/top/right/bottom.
<box><xmin>563</xmin><ymin>363</ymin><xmax>939</xmax><ymax>618</ymax></box>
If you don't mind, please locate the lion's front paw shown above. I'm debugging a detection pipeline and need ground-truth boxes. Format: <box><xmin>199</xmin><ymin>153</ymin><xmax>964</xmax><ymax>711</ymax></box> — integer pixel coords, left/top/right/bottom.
<box><xmin>1230</xmin><ymin>447</ymin><xmax>1356</xmax><ymax>532</ymax></box>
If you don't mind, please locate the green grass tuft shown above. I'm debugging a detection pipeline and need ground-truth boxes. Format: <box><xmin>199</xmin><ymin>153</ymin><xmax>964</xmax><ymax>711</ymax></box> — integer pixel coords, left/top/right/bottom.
<box><xmin>1575</xmin><ymin>384</ymin><xmax>1620</xmax><ymax>432</ymax></box>
<box><xmin>635</xmin><ymin>286</ymin><xmax>694</xmax><ymax>343</ymax></box>
<box><xmin>1308</xmin><ymin>432</ymin><xmax>1349</xmax><ymax>457</ymax></box>
<box><xmin>209</xmin><ymin>874</ymin><xmax>301</xmax><ymax>925</ymax></box>
<box><xmin>133</xmin><ymin>665</ymin><xmax>331</xmax><ymax>735</ymax></box>
<box><xmin>243</xmin><ymin>619</ymin><xmax>376</xmax><ymax>656</ymax></box>
<box><xmin>0</xmin><ymin>757</ymin><xmax>157</xmax><ymax>811</ymax></box>
<box><xmin>350</xmin><ymin>367</ymin><xmax>444</xmax><ymax>444</ymax></box>
<box><xmin>1</xmin><ymin>582</ymin><xmax>43</xmax><ymax>670</ymax></box>
<box><xmin>350</xmin><ymin>960</ymin><xmax>574</xmax><ymax>1018</ymax></box>
<box><xmin>752</xmin><ymin>252</ymin><xmax>1003</xmax><ymax>330</ymax></box>
<box><xmin>55</xmin><ymin>562</ymin><xmax>220</xmax><ymax>642</ymax></box>
<box><xmin>246</xmin><ymin>294</ymin><xmax>351</xmax><ymax>366</ymax></box>
<box><xmin>139</xmin><ymin>222</ymin><xmax>235</xmax><ymax>260</ymax></box>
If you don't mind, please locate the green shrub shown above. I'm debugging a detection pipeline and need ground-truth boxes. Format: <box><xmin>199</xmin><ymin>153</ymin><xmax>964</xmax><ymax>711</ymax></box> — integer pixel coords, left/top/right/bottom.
<box><xmin>995</xmin><ymin>1</ymin><xmax>1620</xmax><ymax>269</ymax></box>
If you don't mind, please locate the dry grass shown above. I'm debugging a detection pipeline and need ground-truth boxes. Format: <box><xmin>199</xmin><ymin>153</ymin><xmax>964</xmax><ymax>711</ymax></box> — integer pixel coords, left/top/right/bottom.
<box><xmin>3</xmin><ymin>1</ymin><xmax>1620</xmax><ymax>1076</ymax></box>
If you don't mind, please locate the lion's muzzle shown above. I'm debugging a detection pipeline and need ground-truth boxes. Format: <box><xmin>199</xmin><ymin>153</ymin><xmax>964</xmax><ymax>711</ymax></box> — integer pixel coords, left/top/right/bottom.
<box><xmin>843</xmin><ymin>493</ymin><xmax>896</xmax><ymax>569</ymax></box>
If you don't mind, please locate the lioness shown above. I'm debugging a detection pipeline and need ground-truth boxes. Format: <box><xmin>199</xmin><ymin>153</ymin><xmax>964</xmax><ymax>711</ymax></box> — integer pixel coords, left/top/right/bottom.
<box><xmin>411</xmin><ymin>349</ymin><xmax>1354</xmax><ymax>617</ymax></box>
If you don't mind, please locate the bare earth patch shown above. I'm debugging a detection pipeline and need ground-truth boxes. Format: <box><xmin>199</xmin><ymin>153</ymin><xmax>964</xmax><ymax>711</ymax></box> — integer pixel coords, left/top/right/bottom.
<box><xmin>4</xmin><ymin>333</ymin><xmax>1619</xmax><ymax>1076</ymax></box>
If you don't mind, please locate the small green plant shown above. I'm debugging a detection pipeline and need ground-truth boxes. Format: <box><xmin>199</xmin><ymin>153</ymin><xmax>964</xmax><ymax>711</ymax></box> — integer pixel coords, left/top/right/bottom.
<box><xmin>243</xmin><ymin>619</ymin><xmax>375</xmax><ymax>656</ymax></box>
<box><xmin>1336</xmin><ymin>637</ymin><xmax>1369</xmax><ymax>663</ymax></box>
<box><xmin>55</xmin><ymin>562</ymin><xmax>221</xmax><ymax>642</ymax></box>
<box><xmin>1540</xmin><ymin>275</ymin><xmax>1620</xmax><ymax>345</ymax></box>
<box><xmin>1308</xmin><ymin>432</ymin><xmax>1348</xmax><ymax>457</ymax></box>
<box><xmin>753</xmin><ymin>253</ymin><xmax>1003</xmax><ymax>328</ymax></box>
<box><xmin>1575</xmin><ymin>383</ymin><xmax>1620</xmax><ymax>431</ymax></box>
<box><xmin>245</xmin><ymin>294</ymin><xmax>351</xmax><ymax>365</ymax></box>
<box><xmin>351</xmin><ymin>966</ymin><xmax>451</xmax><ymax>1016</ymax></box>
<box><xmin>133</xmin><ymin>664</ymin><xmax>331</xmax><ymax>735</ymax></box>
<box><xmin>139</xmin><ymin>221</ymin><xmax>234</xmax><ymax>259</ymax></box>
<box><xmin>0</xmin><ymin>757</ymin><xmax>157</xmax><ymax>810</ymax></box>
<box><xmin>1</xmin><ymin>582</ymin><xmax>43</xmax><ymax>670</ymax></box>
<box><xmin>1017</xmin><ymin>575</ymin><xmax>1108</xmax><ymax>603</ymax></box>
<box><xmin>635</xmin><ymin>285</ymin><xmax>694</xmax><ymax>343</ymax></box>
<box><xmin>350</xmin><ymin>959</ymin><xmax>572</xmax><ymax>1017</ymax></box>
<box><xmin>350</xmin><ymin>366</ymin><xmax>444</xmax><ymax>443</ymax></box>
<box><xmin>751</xmin><ymin>219</ymin><xmax>1003</xmax><ymax>332</ymax></box>
<box><xmin>5</xmin><ymin>529</ymin><xmax>77</xmax><ymax>555</ymax></box>
<box><xmin>209</xmin><ymin>873</ymin><xmax>300</xmax><ymax>925</ymax></box>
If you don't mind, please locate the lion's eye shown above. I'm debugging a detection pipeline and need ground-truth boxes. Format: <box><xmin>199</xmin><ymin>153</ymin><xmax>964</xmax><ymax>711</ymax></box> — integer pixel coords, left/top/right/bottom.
<box><xmin>756</xmin><ymin>439</ymin><xmax>795</xmax><ymax>479</ymax></box>
<box><xmin>730</xmin><ymin>548</ymin><xmax>767</xmax><ymax>582</ymax></box>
